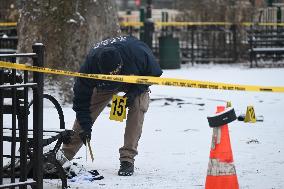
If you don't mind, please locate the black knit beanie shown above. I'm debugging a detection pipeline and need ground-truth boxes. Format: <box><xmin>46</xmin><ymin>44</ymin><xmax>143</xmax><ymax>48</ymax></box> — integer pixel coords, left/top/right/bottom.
<box><xmin>98</xmin><ymin>47</ymin><xmax>123</xmax><ymax>74</ymax></box>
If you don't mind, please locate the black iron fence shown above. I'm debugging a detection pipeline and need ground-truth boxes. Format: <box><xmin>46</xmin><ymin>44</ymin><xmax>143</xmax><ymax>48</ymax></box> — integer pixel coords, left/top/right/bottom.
<box><xmin>153</xmin><ymin>25</ymin><xmax>240</xmax><ymax>64</ymax></box>
<box><xmin>0</xmin><ymin>43</ymin><xmax>44</xmax><ymax>189</ymax></box>
<box><xmin>0</xmin><ymin>26</ymin><xmax>17</xmax><ymax>37</ymax></box>
<box><xmin>0</xmin><ymin>22</ymin><xmax>284</xmax><ymax>68</ymax></box>
<box><xmin>0</xmin><ymin>25</ymin><xmax>17</xmax><ymax>57</ymax></box>
<box><xmin>122</xmin><ymin>23</ymin><xmax>245</xmax><ymax>64</ymax></box>
<box><xmin>121</xmin><ymin>23</ymin><xmax>284</xmax><ymax>67</ymax></box>
<box><xmin>0</xmin><ymin>36</ymin><xmax>17</xmax><ymax>49</ymax></box>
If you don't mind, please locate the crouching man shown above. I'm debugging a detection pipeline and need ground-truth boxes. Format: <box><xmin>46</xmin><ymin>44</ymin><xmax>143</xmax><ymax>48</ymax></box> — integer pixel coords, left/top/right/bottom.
<box><xmin>61</xmin><ymin>36</ymin><xmax>163</xmax><ymax>176</ymax></box>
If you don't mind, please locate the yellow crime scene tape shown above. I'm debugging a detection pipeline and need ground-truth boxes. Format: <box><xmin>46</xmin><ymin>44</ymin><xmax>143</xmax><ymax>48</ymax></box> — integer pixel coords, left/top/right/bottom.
<box><xmin>3</xmin><ymin>22</ymin><xmax>284</xmax><ymax>28</ymax></box>
<box><xmin>1</xmin><ymin>61</ymin><xmax>284</xmax><ymax>93</ymax></box>
<box><xmin>120</xmin><ymin>21</ymin><xmax>284</xmax><ymax>27</ymax></box>
<box><xmin>0</xmin><ymin>22</ymin><xmax>17</xmax><ymax>27</ymax></box>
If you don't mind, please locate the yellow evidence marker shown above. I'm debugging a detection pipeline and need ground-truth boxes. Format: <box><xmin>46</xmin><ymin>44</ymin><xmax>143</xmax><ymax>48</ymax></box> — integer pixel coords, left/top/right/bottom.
<box><xmin>244</xmin><ymin>106</ymin><xmax>256</xmax><ymax>123</ymax></box>
<box><xmin>109</xmin><ymin>95</ymin><xmax>127</xmax><ymax>122</ymax></box>
<box><xmin>226</xmin><ymin>101</ymin><xmax>232</xmax><ymax>108</ymax></box>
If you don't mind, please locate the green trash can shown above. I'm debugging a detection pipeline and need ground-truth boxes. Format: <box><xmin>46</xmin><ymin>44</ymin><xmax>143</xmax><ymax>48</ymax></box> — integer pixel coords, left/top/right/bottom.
<box><xmin>159</xmin><ymin>35</ymin><xmax>181</xmax><ymax>69</ymax></box>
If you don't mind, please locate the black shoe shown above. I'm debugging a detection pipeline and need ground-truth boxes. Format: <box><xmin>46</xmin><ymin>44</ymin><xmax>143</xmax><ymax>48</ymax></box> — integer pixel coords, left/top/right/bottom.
<box><xmin>118</xmin><ymin>161</ymin><xmax>134</xmax><ymax>176</ymax></box>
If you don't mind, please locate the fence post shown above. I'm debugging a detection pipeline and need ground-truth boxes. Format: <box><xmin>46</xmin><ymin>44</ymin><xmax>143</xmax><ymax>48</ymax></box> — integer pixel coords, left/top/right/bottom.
<box><xmin>126</xmin><ymin>10</ymin><xmax>133</xmax><ymax>35</ymax></box>
<box><xmin>231</xmin><ymin>24</ymin><xmax>238</xmax><ymax>63</ymax></box>
<box><xmin>144</xmin><ymin>0</ymin><xmax>153</xmax><ymax>49</ymax></box>
<box><xmin>139</xmin><ymin>7</ymin><xmax>145</xmax><ymax>41</ymax></box>
<box><xmin>19</xmin><ymin>82</ymin><xmax>28</xmax><ymax>188</ymax></box>
<box><xmin>144</xmin><ymin>20</ymin><xmax>154</xmax><ymax>50</ymax></box>
<box><xmin>0</xmin><ymin>70</ymin><xmax>3</xmax><ymax>185</ymax></box>
<box><xmin>191</xmin><ymin>26</ymin><xmax>195</xmax><ymax>66</ymax></box>
<box><xmin>11</xmin><ymin>69</ymin><xmax>17</xmax><ymax>184</ymax></box>
<box><xmin>146</xmin><ymin>0</ymin><xmax>152</xmax><ymax>19</ymax></box>
<box><xmin>32</xmin><ymin>43</ymin><xmax>44</xmax><ymax>189</ymax></box>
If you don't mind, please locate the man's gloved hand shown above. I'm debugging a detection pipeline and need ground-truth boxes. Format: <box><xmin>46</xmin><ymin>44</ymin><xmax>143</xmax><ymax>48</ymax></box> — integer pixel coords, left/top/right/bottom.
<box><xmin>79</xmin><ymin>129</ymin><xmax>92</xmax><ymax>145</ymax></box>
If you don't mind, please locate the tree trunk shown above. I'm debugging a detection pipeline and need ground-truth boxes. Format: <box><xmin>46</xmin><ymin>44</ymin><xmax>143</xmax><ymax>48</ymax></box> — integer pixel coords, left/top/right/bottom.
<box><xmin>17</xmin><ymin>0</ymin><xmax>120</xmax><ymax>102</ymax></box>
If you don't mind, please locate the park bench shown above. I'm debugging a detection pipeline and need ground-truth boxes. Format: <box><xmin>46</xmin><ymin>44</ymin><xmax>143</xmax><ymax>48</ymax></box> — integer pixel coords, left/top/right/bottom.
<box><xmin>248</xmin><ymin>28</ymin><xmax>284</xmax><ymax>67</ymax></box>
<box><xmin>0</xmin><ymin>35</ymin><xmax>17</xmax><ymax>63</ymax></box>
<box><xmin>0</xmin><ymin>27</ymin><xmax>17</xmax><ymax>38</ymax></box>
<box><xmin>0</xmin><ymin>46</ymin><xmax>74</xmax><ymax>189</ymax></box>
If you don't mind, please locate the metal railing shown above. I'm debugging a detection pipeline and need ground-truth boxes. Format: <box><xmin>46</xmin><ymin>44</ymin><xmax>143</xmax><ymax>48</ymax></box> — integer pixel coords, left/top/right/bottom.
<box><xmin>0</xmin><ymin>43</ymin><xmax>44</xmax><ymax>189</ymax></box>
<box><xmin>1</xmin><ymin>21</ymin><xmax>283</xmax><ymax>66</ymax></box>
<box><xmin>121</xmin><ymin>22</ymin><xmax>284</xmax><ymax>65</ymax></box>
<box><xmin>121</xmin><ymin>23</ymin><xmax>243</xmax><ymax>64</ymax></box>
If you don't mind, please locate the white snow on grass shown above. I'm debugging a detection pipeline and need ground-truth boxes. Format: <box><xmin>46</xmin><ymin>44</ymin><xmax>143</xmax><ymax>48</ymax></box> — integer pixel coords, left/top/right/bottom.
<box><xmin>46</xmin><ymin>64</ymin><xmax>284</xmax><ymax>189</ymax></box>
<box><xmin>5</xmin><ymin>64</ymin><xmax>284</xmax><ymax>188</ymax></box>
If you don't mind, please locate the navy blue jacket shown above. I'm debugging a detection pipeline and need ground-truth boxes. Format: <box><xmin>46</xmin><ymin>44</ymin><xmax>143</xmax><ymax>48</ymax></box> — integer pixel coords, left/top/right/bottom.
<box><xmin>73</xmin><ymin>36</ymin><xmax>163</xmax><ymax>132</ymax></box>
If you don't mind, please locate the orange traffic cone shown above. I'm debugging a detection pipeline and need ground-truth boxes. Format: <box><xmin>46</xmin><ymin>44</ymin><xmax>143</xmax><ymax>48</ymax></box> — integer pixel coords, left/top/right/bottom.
<box><xmin>205</xmin><ymin>106</ymin><xmax>239</xmax><ymax>189</ymax></box>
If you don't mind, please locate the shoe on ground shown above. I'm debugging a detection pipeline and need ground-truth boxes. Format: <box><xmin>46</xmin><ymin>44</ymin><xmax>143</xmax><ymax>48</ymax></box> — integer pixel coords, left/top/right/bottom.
<box><xmin>118</xmin><ymin>161</ymin><xmax>134</xmax><ymax>176</ymax></box>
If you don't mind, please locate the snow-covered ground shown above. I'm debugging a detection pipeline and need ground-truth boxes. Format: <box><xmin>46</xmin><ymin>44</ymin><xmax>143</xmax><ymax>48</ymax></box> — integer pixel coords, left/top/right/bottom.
<box><xmin>5</xmin><ymin>63</ymin><xmax>284</xmax><ymax>189</ymax></box>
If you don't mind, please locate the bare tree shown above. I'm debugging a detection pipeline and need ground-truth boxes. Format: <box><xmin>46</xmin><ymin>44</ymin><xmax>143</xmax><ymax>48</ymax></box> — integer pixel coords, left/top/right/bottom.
<box><xmin>17</xmin><ymin>0</ymin><xmax>120</xmax><ymax>102</ymax></box>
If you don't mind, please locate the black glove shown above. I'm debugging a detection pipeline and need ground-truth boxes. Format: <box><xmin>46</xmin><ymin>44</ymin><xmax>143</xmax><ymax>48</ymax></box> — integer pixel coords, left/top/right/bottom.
<box><xmin>79</xmin><ymin>130</ymin><xmax>92</xmax><ymax>145</ymax></box>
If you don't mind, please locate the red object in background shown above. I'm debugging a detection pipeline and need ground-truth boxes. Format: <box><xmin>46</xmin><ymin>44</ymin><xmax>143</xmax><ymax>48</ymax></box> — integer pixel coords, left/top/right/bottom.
<box><xmin>135</xmin><ymin>0</ymin><xmax>141</xmax><ymax>6</ymax></box>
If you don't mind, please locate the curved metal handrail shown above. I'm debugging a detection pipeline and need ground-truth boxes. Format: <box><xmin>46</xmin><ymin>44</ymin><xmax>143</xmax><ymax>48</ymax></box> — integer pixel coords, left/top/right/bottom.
<box><xmin>28</xmin><ymin>94</ymin><xmax>65</xmax><ymax>129</ymax></box>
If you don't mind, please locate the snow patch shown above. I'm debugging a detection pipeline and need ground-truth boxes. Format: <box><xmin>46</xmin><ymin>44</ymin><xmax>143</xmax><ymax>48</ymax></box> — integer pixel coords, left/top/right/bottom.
<box><xmin>76</xmin><ymin>12</ymin><xmax>85</xmax><ymax>22</ymax></box>
<box><xmin>51</xmin><ymin>7</ymin><xmax>57</xmax><ymax>11</ymax></box>
<box><xmin>6</xmin><ymin>64</ymin><xmax>284</xmax><ymax>188</ymax></box>
<box><xmin>67</xmin><ymin>19</ymin><xmax>77</xmax><ymax>24</ymax></box>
